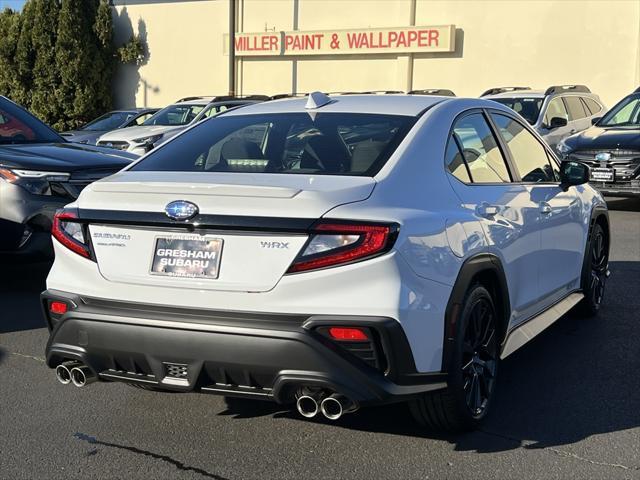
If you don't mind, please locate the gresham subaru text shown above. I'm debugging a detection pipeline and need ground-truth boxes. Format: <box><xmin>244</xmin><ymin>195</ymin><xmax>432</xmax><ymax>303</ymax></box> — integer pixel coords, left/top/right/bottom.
<box><xmin>43</xmin><ymin>92</ymin><xmax>609</xmax><ymax>432</ymax></box>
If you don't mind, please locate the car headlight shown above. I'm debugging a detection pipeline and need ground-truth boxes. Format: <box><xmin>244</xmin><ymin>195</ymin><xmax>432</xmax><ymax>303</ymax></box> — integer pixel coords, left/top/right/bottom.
<box><xmin>0</xmin><ymin>168</ymin><xmax>70</xmax><ymax>195</ymax></box>
<box><xmin>556</xmin><ymin>140</ymin><xmax>572</xmax><ymax>157</ymax></box>
<box><xmin>132</xmin><ymin>134</ymin><xmax>163</xmax><ymax>145</ymax></box>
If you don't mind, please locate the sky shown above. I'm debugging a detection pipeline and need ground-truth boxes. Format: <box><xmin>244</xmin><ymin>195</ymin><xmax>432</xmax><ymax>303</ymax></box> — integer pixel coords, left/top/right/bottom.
<box><xmin>0</xmin><ymin>0</ymin><xmax>25</xmax><ymax>11</ymax></box>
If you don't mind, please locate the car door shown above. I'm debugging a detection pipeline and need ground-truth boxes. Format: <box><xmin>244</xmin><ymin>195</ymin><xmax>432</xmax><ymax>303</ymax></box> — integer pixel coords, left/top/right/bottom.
<box><xmin>489</xmin><ymin>111</ymin><xmax>585</xmax><ymax>308</ymax></box>
<box><xmin>563</xmin><ymin>95</ymin><xmax>592</xmax><ymax>138</ymax></box>
<box><xmin>541</xmin><ymin>96</ymin><xmax>571</xmax><ymax>149</ymax></box>
<box><xmin>445</xmin><ymin>111</ymin><xmax>543</xmax><ymax>325</ymax></box>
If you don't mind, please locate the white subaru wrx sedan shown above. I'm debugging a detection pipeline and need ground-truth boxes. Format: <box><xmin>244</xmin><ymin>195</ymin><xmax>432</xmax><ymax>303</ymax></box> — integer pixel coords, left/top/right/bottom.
<box><xmin>43</xmin><ymin>92</ymin><xmax>609</xmax><ymax>431</ymax></box>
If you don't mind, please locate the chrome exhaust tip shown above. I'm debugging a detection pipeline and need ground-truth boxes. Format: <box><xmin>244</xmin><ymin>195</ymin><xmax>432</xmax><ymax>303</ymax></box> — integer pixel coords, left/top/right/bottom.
<box><xmin>55</xmin><ymin>364</ymin><xmax>72</xmax><ymax>385</ymax></box>
<box><xmin>296</xmin><ymin>395</ymin><xmax>320</xmax><ymax>418</ymax></box>
<box><xmin>70</xmin><ymin>366</ymin><xmax>97</xmax><ymax>388</ymax></box>
<box><xmin>320</xmin><ymin>394</ymin><xmax>358</xmax><ymax>421</ymax></box>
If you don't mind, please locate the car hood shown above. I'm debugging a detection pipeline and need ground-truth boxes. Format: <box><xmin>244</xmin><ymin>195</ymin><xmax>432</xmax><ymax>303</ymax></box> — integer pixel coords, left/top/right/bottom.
<box><xmin>565</xmin><ymin>126</ymin><xmax>640</xmax><ymax>151</ymax></box>
<box><xmin>0</xmin><ymin>142</ymin><xmax>137</xmax><ymax>172</ymax></box>
<box><xmin>98</xmin><ymin>125</ymin><xmax>184</xmax><ymax>143</ymax></box>
<box><xmin>60</xmin><ymin>131</ymin><xmax>104</xmax><ymax>144</ymax></box>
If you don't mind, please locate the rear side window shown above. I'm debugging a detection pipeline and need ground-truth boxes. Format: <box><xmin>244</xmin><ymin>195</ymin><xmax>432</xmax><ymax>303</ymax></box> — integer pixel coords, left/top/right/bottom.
<box><xmin>452</xmin><ymin>113</ymin><xmax>511</xmax><ymax>183</ymax></box>
<box><xmin>563</xmin><ymin>96</ymin><xmax>589</xmax><ymax>120</ymax></box>
<box><xmin>131</xmin><ymin>113</ymin><xmax>416</xmax><ymax>176</ymax></box>
<box><xmin>583</xmin><ymin>97</ymin><xmax>602</xmax><ymax>116</ymax></box>
<box><xmin>445</xmin><ymin>135</ymin><xmax>471</xmax><ymax>183</ymax></box>
<box><xmin>544</xmin><ymin>97</ymin><xmax>568</xmax><ymax>125</ymax></box>
<box><xmin>491</xmin><ymin>114</ymin><xmax>556</xmax><ymax>183</ymax></box>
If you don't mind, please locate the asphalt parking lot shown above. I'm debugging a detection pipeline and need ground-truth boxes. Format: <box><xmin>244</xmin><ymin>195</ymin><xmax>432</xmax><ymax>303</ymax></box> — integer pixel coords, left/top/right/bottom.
<box><xmin>1</xmin><ymin>198</ymin><xmax>639</xmax><ymax>480</ymax></box>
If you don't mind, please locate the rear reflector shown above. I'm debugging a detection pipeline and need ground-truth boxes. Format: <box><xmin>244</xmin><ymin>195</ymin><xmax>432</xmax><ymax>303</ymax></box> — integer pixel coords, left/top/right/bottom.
<box><xmin>49</xmin><ymin>301</ymin><xmax>68</xmax><ymax>315</ymax></box>
<box><xmin>328</xmin><ymin>327</ymin><xmax>369</xmax><ymax>342</ymax></box>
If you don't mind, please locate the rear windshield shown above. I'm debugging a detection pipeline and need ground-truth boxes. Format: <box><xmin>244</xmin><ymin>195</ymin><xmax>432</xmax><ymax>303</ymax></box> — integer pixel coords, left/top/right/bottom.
<box><xmin>130</xmin><ymin>112</ymin><xmax>416</xmax><ymax>176</ymax></box>
<box><xmin>490</xmin><ymin>97</ymin><xmax>543</xmax><ymax>125</ymax></box>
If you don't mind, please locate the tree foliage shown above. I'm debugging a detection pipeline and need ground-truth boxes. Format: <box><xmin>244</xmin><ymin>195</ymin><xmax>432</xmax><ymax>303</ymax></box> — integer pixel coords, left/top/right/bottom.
<box><xmin>0</xmin><ymin>0</ymin><xmax>146</xmax><ymax>130</ymax></box>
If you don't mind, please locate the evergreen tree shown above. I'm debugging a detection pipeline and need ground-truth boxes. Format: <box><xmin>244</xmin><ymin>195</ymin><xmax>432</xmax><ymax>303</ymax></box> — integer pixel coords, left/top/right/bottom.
<box><xmin>0</xmin><ymin>9</ymin><xmax>22</xmax><ymax>98</ymax></box>
<box><xmin>30</xmin><ymin>0</ymin><xmax>61</xmax><ymax>125</ymax></box>
<box><xmin>12</xmin><ymin>1</ymin><xmax>36</xmax><ymax>106</ymax></box>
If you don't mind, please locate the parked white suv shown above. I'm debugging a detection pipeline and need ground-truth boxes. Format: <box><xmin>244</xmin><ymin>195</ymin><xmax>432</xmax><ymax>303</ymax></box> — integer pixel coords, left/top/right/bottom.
<box><xmin>482</xmin><ymin>85</ymin><xmax>606</xmax><ymax>151</ymax></box>
<box><xmin>44</xmin><ymin>92</ymin><xmax>609</xmax><ymax>431</ymax></box>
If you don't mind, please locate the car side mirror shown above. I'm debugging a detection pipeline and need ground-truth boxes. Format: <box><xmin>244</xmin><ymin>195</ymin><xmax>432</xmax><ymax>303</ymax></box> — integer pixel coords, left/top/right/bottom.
<box><xmin>548</xmin><ymin>116</ymin><xmax>568</xmax><ymax>129</ymax></box>
<box><xmin>560</xmin><ymin>161</ymin><xmax>589</xmax><ymax>189</ymax></box>
<box><xmin>591</xmin><ymin>116</ymin><xmax>602</xmax><ymax>125</ymax></box>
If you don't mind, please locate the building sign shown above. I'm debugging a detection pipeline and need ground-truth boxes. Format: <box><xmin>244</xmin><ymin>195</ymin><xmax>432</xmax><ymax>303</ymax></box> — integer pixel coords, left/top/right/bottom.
<box><xmin>225</xmin><ymin>25</ymin><xmax>455</xmax><ymax>56</ymax></box>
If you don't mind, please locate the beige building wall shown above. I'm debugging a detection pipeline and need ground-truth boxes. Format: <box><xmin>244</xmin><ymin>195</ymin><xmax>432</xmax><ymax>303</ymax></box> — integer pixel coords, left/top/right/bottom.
<box><xmin>113</xmin><ymin>0</ymin><xmax>640</xmax><ymax>109</ymax></box>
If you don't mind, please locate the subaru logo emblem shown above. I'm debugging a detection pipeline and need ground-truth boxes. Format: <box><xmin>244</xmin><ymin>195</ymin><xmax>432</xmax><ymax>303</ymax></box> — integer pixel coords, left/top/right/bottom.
<box><xmin>165</xmin><ymin>201</ymin><xmax>198</xmax><ymax>221</ymax></box>
<box><xmin>595</xmin><ymin>152</ymin><xmax>611</xmax><ymax>162</ymax></box>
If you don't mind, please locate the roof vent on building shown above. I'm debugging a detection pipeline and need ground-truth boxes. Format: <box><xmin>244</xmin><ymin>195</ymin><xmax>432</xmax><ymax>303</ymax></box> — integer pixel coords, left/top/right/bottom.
<box><xmin>305</xmin><ymin>91</ymin><xmax>332</xmax><ymax>109</ymax></box>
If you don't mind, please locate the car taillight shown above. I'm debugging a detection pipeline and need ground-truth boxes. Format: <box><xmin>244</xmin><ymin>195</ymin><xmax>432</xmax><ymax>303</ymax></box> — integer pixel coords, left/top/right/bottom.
<box><xmin>287</xmin><ymin>221</ymin><xmax>397</xmax><ymax>273</ymax></box>
<box><xmin>51</xmin><ymin>210</ymin><xmax>91</xmax><ymax>259</ymax></box>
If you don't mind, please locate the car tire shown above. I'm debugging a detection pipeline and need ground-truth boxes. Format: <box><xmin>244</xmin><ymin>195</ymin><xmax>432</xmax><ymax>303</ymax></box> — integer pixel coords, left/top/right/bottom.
<box><xmin>576</xmin><ymin>222</ymin><xmax>609</xmax><ymax>317</ymax></box>
<box><xmin>409</xmin><ymin>284</ymin><xmax>499</xmax><ymax>432</ymax></box>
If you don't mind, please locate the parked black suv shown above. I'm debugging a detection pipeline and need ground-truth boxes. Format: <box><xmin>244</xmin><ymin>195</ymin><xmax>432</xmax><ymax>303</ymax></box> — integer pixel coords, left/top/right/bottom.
<box><xmin>557</xmin><ymin>87</ymin><xmax>640</xmax><ymax>197</ymax></box>
<box><xmin>0</xmin><ymin>96</ymin><xmax>136</xmax><ymax>259</ymax></box>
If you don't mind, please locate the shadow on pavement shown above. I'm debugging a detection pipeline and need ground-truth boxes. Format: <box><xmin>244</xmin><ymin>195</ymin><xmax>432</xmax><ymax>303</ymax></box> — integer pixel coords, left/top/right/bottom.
<box><xmin>0</xmin><ymin>261</ymin><xmax>50</xmax><ymax>333</ymax></box>
<box><xmin>222</xmin><ymin>260</ymin><xmax>640</xmax><ymax>453</ymax></box>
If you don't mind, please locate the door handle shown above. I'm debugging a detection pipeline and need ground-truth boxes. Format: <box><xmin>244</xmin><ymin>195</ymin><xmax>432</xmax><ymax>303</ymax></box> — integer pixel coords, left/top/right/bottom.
<box><xmin>477</xmin><ymin>203</ymin><xmax>500</xmax><ymax>218</ymax></box>
<box><xmin>569</xmin><ymin>129</ymin><xmax>577</xmax><ymax>134</ymax></box>
<box><xmin>539</xmin><ymin>202</ymin><xmax>552</xmax><ymax>215</ymax></box>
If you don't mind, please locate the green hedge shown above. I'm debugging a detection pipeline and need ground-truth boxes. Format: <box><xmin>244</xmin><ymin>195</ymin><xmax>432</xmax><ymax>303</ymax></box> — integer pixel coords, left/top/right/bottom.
<box><xmin>0</xmin><ymin>0</ymin><xmax>144</xmax><ymax>131</ymax></box>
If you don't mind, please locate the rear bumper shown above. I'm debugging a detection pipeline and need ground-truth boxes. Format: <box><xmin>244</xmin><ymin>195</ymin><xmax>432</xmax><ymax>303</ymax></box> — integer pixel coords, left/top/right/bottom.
<box><xmin>589</xmin><ymin>181</ymin><xmax>640</xmax><ymax>198</ymax></box>
<box><xmin>42</xmin><ymin>290</ymin><xmax>447</xmax><ymax>405</ymax></box>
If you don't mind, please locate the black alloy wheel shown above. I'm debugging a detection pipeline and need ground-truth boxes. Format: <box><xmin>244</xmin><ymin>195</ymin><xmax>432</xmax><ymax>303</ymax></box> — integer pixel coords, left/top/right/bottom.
<box><xmin>461</xmin><ymin>295</ymin><xmax>498</xmax><ymax>417</ymax></box>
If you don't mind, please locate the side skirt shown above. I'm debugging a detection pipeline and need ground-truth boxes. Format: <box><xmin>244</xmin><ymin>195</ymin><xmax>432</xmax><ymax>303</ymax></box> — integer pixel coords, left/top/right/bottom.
<box><xmin>500</xmin><ymin>292</ymin><xmax>584</xmax><ymax>359</ymax></box>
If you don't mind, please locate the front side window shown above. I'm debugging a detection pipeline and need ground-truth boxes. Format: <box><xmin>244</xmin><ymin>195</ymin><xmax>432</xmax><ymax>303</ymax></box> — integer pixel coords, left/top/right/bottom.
<box><xmin>491</xmin><ymin>113</ymin><xmax>556</xmax><ymax>183</ymax></box>
<box><xmin>563</xmin><ymin>96</ymin><xmax>588</xmax><ymax>121</ymax></box>
<box><xmin>598</xmin><ymin>95</ymin><xmax>640</xmax><ymax>127</ymax></box>
<box><xmin>452</xmin><ymin>113</ymin><xmax>511</xmax><ymax>183</ymax></box>
<box><xmin>489</xmin><ymin>97</ymin><xmax>542</xmax><ymax>125</ymax></box>
<box><xmin>543</xmin><ymin>97</ymin><xmax>568</xmax><ymax>125</ymax></box>
<box><xmin>131</xmin><ymin>112</ymin><xmax>416</xmax><ymax>176</ymax></box>
<box><xmin>143</xmin><ymin>104</ymin><xmax>206</xmax><ymax>126</ymax></box>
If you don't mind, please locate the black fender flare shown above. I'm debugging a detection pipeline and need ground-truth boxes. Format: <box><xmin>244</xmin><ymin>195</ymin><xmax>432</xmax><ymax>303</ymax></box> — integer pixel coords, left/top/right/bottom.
<box><xmin>579</xmin><ymin>205</ymin><xmax>610</xmax><ymax>289</ymax></box>
<box><xmin>441</xmin><ymin>253</ymin><xmax>510</xmax><ymax>373</ymax></box>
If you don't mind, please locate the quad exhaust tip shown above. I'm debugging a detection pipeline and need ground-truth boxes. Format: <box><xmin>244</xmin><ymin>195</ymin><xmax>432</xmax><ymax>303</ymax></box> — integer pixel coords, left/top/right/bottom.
<box><xmin>55</xmin><ymin>363</ymin><xmax>72</xmax><ymax>385</ymax></box>
<box><xmin>296</xmin><ymin>390</ymin><xmax>358</xmax><ymax>420</ymax></box>
<box><xmin>67</xmin><ymin>365</ymin><xmax>97</xmax><ymax>387</ymax></box>
<box><xmin>320</xmin><ymin>394</ymin><xmax>358</xmax><ymax>421</ymax></box>
<box><xmin>296</xmin><ymin>395</ymin><xmax>320</xmax><ymax>418</ymax></box>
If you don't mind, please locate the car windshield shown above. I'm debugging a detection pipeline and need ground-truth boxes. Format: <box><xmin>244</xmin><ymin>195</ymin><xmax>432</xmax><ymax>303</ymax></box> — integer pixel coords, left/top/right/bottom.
<box><xmin>81</xmin><ymin>111</ymin><xmax>134</xmax><ymax>131</ymax></box>
<box><xmin>0</xmin><ymin>98</ymin><xmax>63</xmax><ymax>144</ymax></box>
<box><xmin>490</xmin><ymin>97</ymin><xmax>543</xmax><ymax>125</ymax></box>
<box><xmin>131</xmin><ymin>112</ymin><xmax>416</xmax><ymax>176</ymax></box>
<box><xmin>598</xmin><ymin>94</ymin><xmax>640</xmax><ymax>127</ymax></box>
<box><xmin>142</xmin><ymin>104</ymin><xmax>206</xmax><ymax>126</ymax></box>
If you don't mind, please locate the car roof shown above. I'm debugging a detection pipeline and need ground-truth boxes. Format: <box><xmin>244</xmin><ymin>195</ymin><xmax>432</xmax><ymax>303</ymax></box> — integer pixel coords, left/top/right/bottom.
<box><xmin>222</xmin><ymin>94</ymin><xmax>451</xmax><ymax>117</ymax></box>
<box><xmin>484</xmin><ymin>90</ymin><xmax>546</xmax><ymax>99</ymax></box>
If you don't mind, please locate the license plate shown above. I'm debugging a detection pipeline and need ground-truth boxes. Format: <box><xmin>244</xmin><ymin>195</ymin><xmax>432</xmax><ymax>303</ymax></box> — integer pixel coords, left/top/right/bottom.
<box><xmin>150</xmin><ymin>236</ymin><xmax>223</xmax><ymax>279</ymax></box>
<box><xmin>590</xmin><ymin>167</ymin><xmax>614</xmax><ymax>182</ymax></box>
